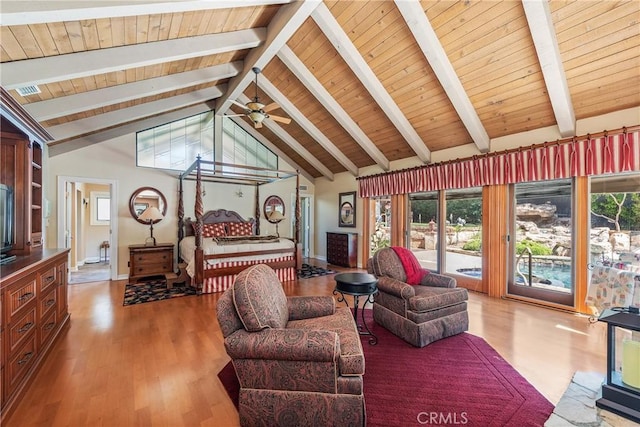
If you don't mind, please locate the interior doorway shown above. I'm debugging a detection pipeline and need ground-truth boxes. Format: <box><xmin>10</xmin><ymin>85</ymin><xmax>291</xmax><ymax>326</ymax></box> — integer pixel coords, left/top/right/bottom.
<box><xmin>291</xmin><ymin>194</ymin><xmax>313</xmax><ymax>259</ymax></box>
<box><xmin>57</xmin><ymin>176</ymin><xmax>118</xmax><ymax>283</ymax></box>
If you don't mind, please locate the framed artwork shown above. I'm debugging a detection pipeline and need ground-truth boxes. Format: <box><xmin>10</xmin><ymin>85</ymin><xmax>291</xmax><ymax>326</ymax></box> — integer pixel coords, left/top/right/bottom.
<box><xmin>338</xmin><ymin>191</ymin><xmax>356</xmax><ymax>228</ymax></box>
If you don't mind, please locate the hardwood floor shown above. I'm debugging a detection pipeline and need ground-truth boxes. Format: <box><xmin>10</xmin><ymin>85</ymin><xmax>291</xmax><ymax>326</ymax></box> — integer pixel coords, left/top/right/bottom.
<box><xmin>4</xmin><ymin>262</ymin><xmax>608</xmax><ymax>426</ymax></box>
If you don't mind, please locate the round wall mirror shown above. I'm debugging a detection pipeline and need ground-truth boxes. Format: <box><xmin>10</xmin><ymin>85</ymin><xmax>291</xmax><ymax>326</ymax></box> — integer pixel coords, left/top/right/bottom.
<box><xmin>264</xmin><ymin>195</ymin><xmax>285</xmax><ymax>223</ymax></box>
<box><xmin>129</xmin><ymin>187</ymin><xmax>167</xmax><ymax>224</ymax></box>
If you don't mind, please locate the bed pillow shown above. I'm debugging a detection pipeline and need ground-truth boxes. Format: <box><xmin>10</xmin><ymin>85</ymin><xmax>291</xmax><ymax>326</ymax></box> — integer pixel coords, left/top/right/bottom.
<box><xmin>226</xmin><ymin>221</ymin><xmax>253</xmax><ymax>237</ymax></box>
<box><xmin>201</xmin><ymin>223</ymin><xmax>227</xmax><ymax>238</ymax></box>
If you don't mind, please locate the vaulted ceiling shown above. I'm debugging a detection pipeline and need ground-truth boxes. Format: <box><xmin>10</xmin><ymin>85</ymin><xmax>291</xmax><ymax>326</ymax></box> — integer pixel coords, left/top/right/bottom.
<box><xmin>1</xmin><ymin>1</ymin><xmax>638</xmax><ymax>181</ymax></box>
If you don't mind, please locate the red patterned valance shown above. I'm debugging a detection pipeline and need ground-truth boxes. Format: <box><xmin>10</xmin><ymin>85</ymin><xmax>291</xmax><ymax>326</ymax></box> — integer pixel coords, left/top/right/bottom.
<box><xmin>358</xmin><ymin>129</ymin><xmax>639</xmax><ymax>198</ymax></box>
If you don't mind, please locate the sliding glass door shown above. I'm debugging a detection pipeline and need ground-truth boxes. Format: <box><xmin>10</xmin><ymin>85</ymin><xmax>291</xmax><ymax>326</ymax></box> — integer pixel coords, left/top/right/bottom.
<box><xmin>409</xmin><ymin>192</ymin><xmax>439</xmax><ymax>271</ymax></box>
<box><xmin>507</xmin><ymin>179</ymin><xmax>575</xmax><ymax>305</ymax></box>
<box><xmin>408</xmin><ymin>188</ymin><xmax>482</xmax><ymax>276</ymax></box>
<box><xmin>590</xmin><ymin>174</ymin><xmax>640</xmax><ymax>269</ymax></box>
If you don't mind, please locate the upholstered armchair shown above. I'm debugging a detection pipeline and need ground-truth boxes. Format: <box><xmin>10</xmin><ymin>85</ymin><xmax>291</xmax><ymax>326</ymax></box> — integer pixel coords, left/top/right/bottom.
<box><xmin>367</xmin><ymin>247</ymin><xmax>469</xmax><ymax>347</ymax></box>
<box><xmin>216</xmin><ymin>264</ymin><xmax>366</xmax><ymax>427</ymax></box>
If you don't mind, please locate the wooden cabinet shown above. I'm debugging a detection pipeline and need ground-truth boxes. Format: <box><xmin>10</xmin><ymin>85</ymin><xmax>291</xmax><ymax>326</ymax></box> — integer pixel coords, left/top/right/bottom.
<box><xmin>30</xmin><ymin>143</ymin><xmax>43</xmax><ymax>248</ymax></box>
<box><xmin>326</xmin><ymin>232</ymin><xmax>358</xmax><ymax>268</ymax></box>
<box><xmin>0</xmin><ymin>117</ymin><xmax>43</xmax><ymax>255</ymax></box>
<box><xmin>128</xmin><ymin>243</ymin><xmax>174</xmax><ymax>282</ymax></box>
<box><xmin>0</xmin><ymin>249</ymin><xmax>70</xmax><ymax>420</ymax></box>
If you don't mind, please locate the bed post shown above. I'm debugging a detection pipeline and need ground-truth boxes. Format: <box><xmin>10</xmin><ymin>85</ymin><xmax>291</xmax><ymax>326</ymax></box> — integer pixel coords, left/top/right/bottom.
<box><xmin>177</xmin><ymin>176</ymin><xmax>185</xmax><ymax>262</ymax></box>
<box><xmin>295</xmin><ymin>171</ymin><xmax>301</xmax><ymax>269</ymax></box>
<box><xmin>194</xmin><ymin>156</ymin><xmax>204</xmax><ymax>293</ymax></box>
<box><xmin>255</xmin><ymin>184</ymin><xmax>260</xmax><ymax>235</ymax></box>
<box><xmin>295</xmin><ymin>172</ymin><xmax>300</xmax><ymax>243</ymax></box>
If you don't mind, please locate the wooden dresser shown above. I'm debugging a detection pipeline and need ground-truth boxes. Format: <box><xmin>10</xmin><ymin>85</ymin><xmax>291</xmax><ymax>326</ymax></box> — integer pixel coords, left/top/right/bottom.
<box><xmin>0</xmin><ymin>248</ymin><xmax>70</xmax><ymax>421</ymax></box>
<box><xmin>128</xmin><ymin>243</ymin><xmax>174</xmax><ymax>282</ymax></box>
<box><xmin>326</xmin><ymin>232</ymin><xmax>358</xmax><ymax>268</ymax></box>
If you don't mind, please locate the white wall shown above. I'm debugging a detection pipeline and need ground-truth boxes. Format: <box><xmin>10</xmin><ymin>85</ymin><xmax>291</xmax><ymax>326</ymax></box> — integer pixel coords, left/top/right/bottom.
<box><xmin>314</xmin><ymin>172</ymin><xmax>361</xmax><ymax>265</ymax></box>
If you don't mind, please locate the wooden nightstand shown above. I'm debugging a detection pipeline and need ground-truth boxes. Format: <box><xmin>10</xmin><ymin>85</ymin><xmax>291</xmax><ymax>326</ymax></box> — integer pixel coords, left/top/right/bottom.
<box><xmin>128</xmin><ymin>243</ymin><xmax>174</xmax><ymax>282</ymax></box>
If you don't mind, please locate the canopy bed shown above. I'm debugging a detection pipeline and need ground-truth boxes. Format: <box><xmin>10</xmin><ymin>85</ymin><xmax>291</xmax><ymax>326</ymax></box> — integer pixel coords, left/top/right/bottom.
<box><xmin>178</xmin><ymin>157</ymin><xmax>301</xmax><ymax>294</ymax></box>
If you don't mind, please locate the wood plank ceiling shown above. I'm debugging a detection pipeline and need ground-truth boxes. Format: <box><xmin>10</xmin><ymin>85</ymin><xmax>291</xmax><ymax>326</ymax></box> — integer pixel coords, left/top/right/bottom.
<box><xmin>1</xmin><ymin>0</ymin><xmax>638</xmax><ymax>180</ymax></box>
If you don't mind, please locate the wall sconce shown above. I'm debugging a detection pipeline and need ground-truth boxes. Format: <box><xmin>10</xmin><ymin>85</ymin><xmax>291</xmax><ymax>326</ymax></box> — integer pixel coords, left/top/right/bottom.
<box><xmin>82</xmin><ymin>198</ymin><xmax>89</xmax><ymax>207</ymax></box>
<box><xmin>235</xmin><ymin>188</ymin><xmax>243</xmax><ymax>198</ymax></box>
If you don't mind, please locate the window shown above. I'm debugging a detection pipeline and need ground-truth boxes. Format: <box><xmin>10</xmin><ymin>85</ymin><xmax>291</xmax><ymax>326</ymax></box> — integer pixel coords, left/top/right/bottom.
<box><xmin>444</xmin><ymin>188</ymin><xmax>482</xmax><ymax>277</ymax></box>
<box><xmin>136</xmin><ymin>113</ymin><xmax>279</xmax><ymax>175</ymax></box>
<box><xmin>508</xmin><ymin>179</ymin><xmax>574</xmax><ymax>305</ymax></box>
<box><xmin>409</xmin><ymin>192</ymin><xmax>439</xmax><ymax>271</ymax></box>
<box><xmin>222</xmin><ymin>117</ymin><xmax>277</xmax><ymax>177</ymax></box>
<box><xmin>370</xmin><ymin>197</ymin><xmax>391</xmax><ymax>256</ymax></box>
<box><xmin>409</xmin><ymin>188</ymin><xmax>482</xmax><ymax>275</ymax></box>
<box><xmin>590</xmin><ymin>173</ymin><xmax>640</xmax><ymax>269</ymax></box>
<box><xmin>90</xmin><ymin>192</ymin><xmax>110</xmax><ymax>226</ymax></box>
<box><xmin>136</xmin><ymin>111</ymin><xmax>214</xmax><ymax>171</ymax></box>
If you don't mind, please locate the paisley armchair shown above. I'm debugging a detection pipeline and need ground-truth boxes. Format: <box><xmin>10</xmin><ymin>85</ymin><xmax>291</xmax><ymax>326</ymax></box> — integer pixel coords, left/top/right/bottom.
<box><xmin>368</xmin><ymin>247</ymin><xmax>469</xmax><ymax>347</ymax></box>
<box><xmin>216</xmin><ymin>264</ymin><xmax>366</xmax><ymax>426</ymax></box>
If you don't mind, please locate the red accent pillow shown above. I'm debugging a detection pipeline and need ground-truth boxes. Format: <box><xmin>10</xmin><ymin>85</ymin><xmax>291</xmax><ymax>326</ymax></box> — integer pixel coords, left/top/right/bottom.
<box><xmin>227</xmin><ymin>222</ymin><xmax>253</xmax><ymax>237</ymax></box>
<box><xmin>202</xmin><ymin>223</ymin><xmax>227</xmax><ymax>238</ymax></box>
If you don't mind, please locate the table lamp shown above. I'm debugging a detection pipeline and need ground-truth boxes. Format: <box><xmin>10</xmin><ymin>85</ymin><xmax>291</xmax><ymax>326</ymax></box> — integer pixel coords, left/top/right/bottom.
<box><xmin>138</xmin><ymin>206</ymin><xmax>163</xmax><ymax>246</ymax></box>
<box><xmin>268</xmin><ymin>210</ymin><xmax>285</xmax><ymax>237</ymax></box>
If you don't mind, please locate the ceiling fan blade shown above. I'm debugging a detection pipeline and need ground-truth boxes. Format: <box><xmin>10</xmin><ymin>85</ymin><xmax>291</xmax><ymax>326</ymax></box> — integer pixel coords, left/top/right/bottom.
<box><xmin>263</xmin><ymin>102</ymin><xmax>280</xmax><ymax>112</ymax></box>
<box><xmin>268</xmin><ymin>115</ymin><xmax>291</xmax><ymax>125</ymax></box>
<box><xmin>230</xmin><ymin>99</ymin><xmax>247</xmax><ymax>109</ymax></box>
<box><xmin>225</xmin><ymin>114</ymin><xmax>245</xmax><ymax>117</ymax></box>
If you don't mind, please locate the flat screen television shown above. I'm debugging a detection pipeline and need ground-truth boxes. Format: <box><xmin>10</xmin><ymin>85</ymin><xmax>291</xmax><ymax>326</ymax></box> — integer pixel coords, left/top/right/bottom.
<box><xmin>0</xmin><ymin>183</ymin><xmax>15</xmax><ymax>256</ymax></box>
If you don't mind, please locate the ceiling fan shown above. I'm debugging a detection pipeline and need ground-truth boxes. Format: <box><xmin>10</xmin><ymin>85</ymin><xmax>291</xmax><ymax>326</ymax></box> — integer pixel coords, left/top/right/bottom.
<box><xmin>227</xmin><ymin>67</ymin><xmax>291</xmax><ymax>129</ymax></box>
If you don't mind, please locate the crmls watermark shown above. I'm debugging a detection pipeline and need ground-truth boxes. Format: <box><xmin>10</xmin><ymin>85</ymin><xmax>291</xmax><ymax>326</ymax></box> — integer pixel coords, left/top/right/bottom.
<box><xmin>416</xmin><ymin>411</ymin><xmax>469</xmax><ymax>425</ymax></box>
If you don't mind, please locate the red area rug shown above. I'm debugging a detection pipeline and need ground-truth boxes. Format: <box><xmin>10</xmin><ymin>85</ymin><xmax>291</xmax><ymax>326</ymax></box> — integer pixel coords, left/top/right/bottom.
<box><xmin>218</xmin><ymin>311</ymin><xmax>553</xmax><ymax>426</ymax></box>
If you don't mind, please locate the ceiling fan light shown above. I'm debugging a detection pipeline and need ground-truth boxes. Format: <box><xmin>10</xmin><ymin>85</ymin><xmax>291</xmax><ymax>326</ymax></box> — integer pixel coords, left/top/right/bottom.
<box><xmin>247</xmin><ymin>101</ymin><xmax>264</xmax><ymax>111</ymax></box>
<box><xmin>248</xmin><ymin>111</ymin><xmax>265</xmax><ymax>124</ymax></box>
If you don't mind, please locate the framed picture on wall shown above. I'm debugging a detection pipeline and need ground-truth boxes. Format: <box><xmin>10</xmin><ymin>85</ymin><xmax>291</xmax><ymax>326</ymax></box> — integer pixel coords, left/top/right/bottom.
<box><xmin>338</xmin><ymin>191</ymin><xmax>356</xmax><ymax>228</ymax></box>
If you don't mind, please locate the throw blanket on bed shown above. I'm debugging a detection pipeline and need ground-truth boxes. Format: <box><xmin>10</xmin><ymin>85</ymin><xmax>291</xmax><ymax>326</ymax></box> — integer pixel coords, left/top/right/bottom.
<box><xmin>213</xmin><ymin>235</ymin><xmax>280</xmax><ymax>245</ymax></box>
<box><xmin>391</xmin><ymin>246</ymin><xmax>426</xmax><ymax>285</ymax></box>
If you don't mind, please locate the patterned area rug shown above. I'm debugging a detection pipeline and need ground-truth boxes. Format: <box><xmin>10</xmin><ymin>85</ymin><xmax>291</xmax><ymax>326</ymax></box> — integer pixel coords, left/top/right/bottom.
<box><xmin>297</xmin><ymin>263</ymin><xmax>336</xmax><ymax>279</ymax></box>
<box><xmin>218</xmin><ymin>310</ymin><xmax>554</xmax><ymax>426</ymax></box>
<box><xmin>123</xmin><ymin>280</ymin><xmax>196</xmax><ymax>306</ymax></box>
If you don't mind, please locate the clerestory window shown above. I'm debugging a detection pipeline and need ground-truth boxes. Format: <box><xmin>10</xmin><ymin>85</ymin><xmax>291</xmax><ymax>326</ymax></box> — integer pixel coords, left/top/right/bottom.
<box><xmin>136</xmin><ymin>112</ymin><xmax>277</xmax><ymax>172</ymax></box>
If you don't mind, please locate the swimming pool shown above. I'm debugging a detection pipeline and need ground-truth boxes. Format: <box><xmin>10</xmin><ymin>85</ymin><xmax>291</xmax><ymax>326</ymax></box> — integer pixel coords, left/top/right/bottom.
<box><xmin>456</xmin><ymin>263</ymin><xmax>572</xmax><ymax>289</ymax></box>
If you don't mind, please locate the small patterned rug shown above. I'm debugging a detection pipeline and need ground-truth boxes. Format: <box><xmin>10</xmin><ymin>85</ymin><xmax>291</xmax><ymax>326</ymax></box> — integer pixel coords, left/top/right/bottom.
<box><xmin>297</xmin><ymin>263</ymin><xmax>336</xmax><ymax>279</ymax></box>
<box><xmin>123</xmin><ymin>280</ymin><xmax>196</xmax><ymax>306</ymax></box>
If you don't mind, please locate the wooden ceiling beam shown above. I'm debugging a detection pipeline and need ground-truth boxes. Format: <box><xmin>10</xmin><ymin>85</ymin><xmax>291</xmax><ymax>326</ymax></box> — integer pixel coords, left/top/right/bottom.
<box><xmin>216</xmin><ymin>0</ymin><xmax>321</xmax><ymax>116</ymax></box>
<box><xmin>0</xmin><ymin>0</ymin><xmax>292</xmax><ymax>25</ymax></box>
<box><xmin>25</xmin><ymin>62</ymin><xmax>242</xmax><ymax>121</ymax></box>
<box><xmin>235</xmin><ymin>93</ymin><xmax>334</xmax><ymax>181</ymax></box>
<box><xmin>523</xmin><ymin>0</ymin><xmax>576</xmax><ymax>137</ymax></box>
<box><xmin>277</xmin><ymin>45</ymin><xmax>390</xmax><ymax>171</ymax></box>
<box><xmin>2</xmin><ymin>29</ymin><xmax>264</xmax><ymax>89</ymax></box>
<box><xmin>259</xmin><ymin>75</ymin><xmax>359</xmax><ymax>176</ymax></box>
<box><xmin>311</xmin><ymin>2</ymin><xmax>431</xmax><ymax>164</ymax></box>
<box><xmin>47</xmin><ymin>85</ymin><xmax>226</xmax><ymax>141</ymax></box>
<box><xmin>395</xmin><ymin>0</ymin><xmax>490</xmax><ymax>154</ymax></box>
<box><xmin>229</xmin><ymin>117</ymin><xmax>315</xmax><ymax>183</ymax></box>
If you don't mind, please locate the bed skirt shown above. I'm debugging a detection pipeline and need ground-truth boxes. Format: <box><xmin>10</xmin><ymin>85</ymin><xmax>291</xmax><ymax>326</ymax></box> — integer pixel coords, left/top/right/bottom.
<box><xmin>200</xmin><ymin>257</ymin><xmax>296</xmax><ymax>294</ymax></box>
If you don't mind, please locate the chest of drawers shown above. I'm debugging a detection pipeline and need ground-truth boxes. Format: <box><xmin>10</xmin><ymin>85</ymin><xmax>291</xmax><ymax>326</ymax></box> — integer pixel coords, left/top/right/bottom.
<box><xmin>1</xmin><ymin>249</ymin><xmax>70</xmax><ymax>422</ymax></box>
<box><xmin>128</xmin><ymin>243</ymin><xmax>174</xmax><ymax>282</ymax></box>
<box><xmin>326</xmin><ymin>232</ymin><xmax>358</xmax><ymax>268</ymax></box>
